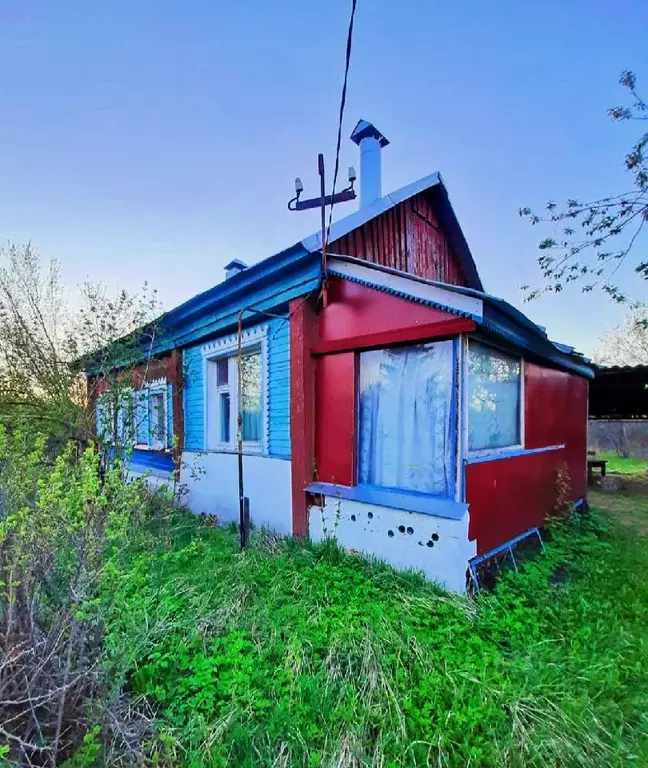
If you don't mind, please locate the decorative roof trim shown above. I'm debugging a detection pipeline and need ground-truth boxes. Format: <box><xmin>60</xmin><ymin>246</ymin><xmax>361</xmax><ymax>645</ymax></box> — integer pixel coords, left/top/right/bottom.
<box><xmin>201</xmin><ymin>323</ymin><xmax>268</xmax><ymax>357</ymax></box>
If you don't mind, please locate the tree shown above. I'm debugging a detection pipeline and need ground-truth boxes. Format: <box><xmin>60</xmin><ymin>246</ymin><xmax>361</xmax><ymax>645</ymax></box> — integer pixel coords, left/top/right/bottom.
<box><xmin>0</xmin><ymin>242</ymin><xmax>163</xmax><ymax>453</ymax></box>
<box><xmin>592</xmin><ymin>303</ymin><xmax>648</xmax><ymax>366</ymax></box>
<box><xmin>520</xmin><ymin>71</ymin><xmax>648</xmax><ymax>302</ymax></box>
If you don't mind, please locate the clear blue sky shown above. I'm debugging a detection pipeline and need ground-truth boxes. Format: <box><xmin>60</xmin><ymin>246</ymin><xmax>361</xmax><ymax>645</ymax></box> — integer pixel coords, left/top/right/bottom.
<box><xmin>1</xmin><ymin>0</ymin><xmax>647</xmax><ymax>354</ymax></box>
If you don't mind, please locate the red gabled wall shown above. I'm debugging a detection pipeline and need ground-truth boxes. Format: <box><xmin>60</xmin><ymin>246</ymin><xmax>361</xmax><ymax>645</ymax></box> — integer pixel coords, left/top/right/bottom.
<box><xmin>466</xmin><ymin>362</ymin><xmax>589</xmax><ymax>555</ymax></box>
<box><xmin>312</xmin><ymin>278</ymin><xmax>473</xmax><ymax>487</ymax></box>
<box><xmin>329</xmin><ymin>191</ymin><xmax>468</xmax><ymax>287</ymax></box>
<box><xmin>316</xmin><ymin>277</ymin><xmax>474</xmax><ymax>354</ymax></box>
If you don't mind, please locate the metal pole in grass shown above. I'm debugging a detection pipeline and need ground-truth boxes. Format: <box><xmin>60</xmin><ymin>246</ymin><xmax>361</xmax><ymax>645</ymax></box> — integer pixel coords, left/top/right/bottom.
<box><xmin>237</xmin><ymin>310</ymin><xmax>247</xmax><ymax>550</ymax></box>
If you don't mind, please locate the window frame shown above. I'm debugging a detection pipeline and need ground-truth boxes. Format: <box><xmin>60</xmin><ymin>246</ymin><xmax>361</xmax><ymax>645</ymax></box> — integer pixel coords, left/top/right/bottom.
<box><xmin>96</xmin><ymin>379</ymin><xmax>172</xmax><ymax>453</ymax></box>
<box><xmin>202</xmin><ymin>325</ymin><xmax>268</xmax><ymax>455</ymax></box>
<box><xmin>355</xmin><ymin>337</ymin><xmax>458</xmax><ymax>501</ymax></box>
<box><xmin>463</xmin><ymin>337</ymin><xmax>524</xmax><ymax>458</ymax></box>
<box><xmin>148</xmin><ymin>387</ymin><xmax>168</xmax><ymax>451</ymax></box>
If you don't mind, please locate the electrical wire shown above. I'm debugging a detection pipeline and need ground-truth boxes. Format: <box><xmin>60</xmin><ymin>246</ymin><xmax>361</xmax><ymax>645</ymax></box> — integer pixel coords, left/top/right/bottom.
<box><xmin>325</xmin><ymin>0</ymin><xmax>358</xmax><ymax>251</ymax></box>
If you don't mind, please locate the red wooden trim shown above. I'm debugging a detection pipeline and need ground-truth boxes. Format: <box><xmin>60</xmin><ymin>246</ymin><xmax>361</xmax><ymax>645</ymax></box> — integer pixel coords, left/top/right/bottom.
<box><xmin>312</xmin><ymin>318</ymin><xmax>475</xmax><ymax>355</ymax></box>
<box><xmin>314</xmin><ymin>352</ymin><xmax>356</xmax><ymax>486</ymax></box>
<box><xmin>168</xmin><ymin>348</ymin><xmax>184</xmax><ymax>477</ymax></box>
<box><xmin>289</xmin><ymin>297</ymin><xmax>318</xmax><ymax>537</ymax></box>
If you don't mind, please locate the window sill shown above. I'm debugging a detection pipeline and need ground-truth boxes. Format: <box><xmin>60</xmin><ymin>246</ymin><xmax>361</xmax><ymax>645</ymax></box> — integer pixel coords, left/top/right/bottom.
<box><xmin>465</xmin><ymin>444</ymin><xmax>565</xmax><ymax>465</ymax></box>
<box><xmin>203</xmin><ymin>445</ymin><xmax>265</xmax><ymax>457</ymax></box>
<box><xmin>305</xmin><ymin>482</ymin><xmax>468</xmax><ymax>520</ymax></box>
<box><xmin>133</xmin><ymin>444</ymin><xmax>172</xmax><ymax>454</ymax></box>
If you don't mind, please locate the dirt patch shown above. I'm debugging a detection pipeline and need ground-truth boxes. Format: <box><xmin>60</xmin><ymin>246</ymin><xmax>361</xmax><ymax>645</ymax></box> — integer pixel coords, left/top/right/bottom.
<box><xmin>589</xmin><ymin>472</ymin><xmax>648</xmax><ymax>533</ymax></box>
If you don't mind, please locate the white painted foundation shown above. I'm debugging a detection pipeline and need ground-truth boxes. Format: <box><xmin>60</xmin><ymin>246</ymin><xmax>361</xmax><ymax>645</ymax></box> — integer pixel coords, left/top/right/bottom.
<box><xmin>309</xmin><ymin>497</ymin><xmax>476</xmax><ymax>593</ymax></box>
<box><xmin>128</xmin><ymin>468</ymin><xmax>174</xmax><ymax>492</ymax></box>
<box><xmin>180</xmin><ymin>451</ymin><xmax>293</xmax><ymax>535</ymax></box>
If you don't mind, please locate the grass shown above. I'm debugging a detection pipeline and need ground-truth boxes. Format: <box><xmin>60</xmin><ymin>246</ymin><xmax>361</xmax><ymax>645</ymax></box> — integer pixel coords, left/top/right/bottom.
<box><xmin>595</xmin><ymin>452</ymin><xmax>648</xmax><ymax>476</ymax></box>
<box><xmin>101</xmin><ymin>505</ymin><xmax>648</xmax><ymax>768</ymax></box>
<box><xmin>589</xmin><ymin>452</ymin><xmax>648</xmax><ymax>532</ymax></box>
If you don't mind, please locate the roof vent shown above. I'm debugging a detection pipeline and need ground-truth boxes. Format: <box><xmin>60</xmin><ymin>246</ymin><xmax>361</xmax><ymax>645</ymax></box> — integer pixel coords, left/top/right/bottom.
<box><xmin>225</xmin><ymin>259</ymin><xmax>247</xmax><ymax>280</ymax></box>
<box><xmin>350</xmin><ymin>119</ymin><xmax>389</xmax><ymax>208</ymax></box>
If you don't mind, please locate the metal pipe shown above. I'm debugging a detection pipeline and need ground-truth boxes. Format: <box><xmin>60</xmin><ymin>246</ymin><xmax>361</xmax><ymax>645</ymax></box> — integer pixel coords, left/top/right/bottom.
<box><xmin>237</xmin><ymin>310</ymin><xmax>245</xmax><ymax>549</ymax></box>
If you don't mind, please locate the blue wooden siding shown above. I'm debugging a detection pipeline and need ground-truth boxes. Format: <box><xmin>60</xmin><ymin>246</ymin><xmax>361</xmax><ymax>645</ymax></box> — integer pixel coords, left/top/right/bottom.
<box><xmin>183</xmin><ymin>344</ymin><xmax>205</xmax><ymax>452</ymax></box>
<box><xmin>267</xmin><ymin>318</ymin><xmax>290</xmax><ymax>457</ymax></box>
<box><xmin>182</xmin><ymin>318</ymin><xmax>290</xmax><ymax>457</ymax></box>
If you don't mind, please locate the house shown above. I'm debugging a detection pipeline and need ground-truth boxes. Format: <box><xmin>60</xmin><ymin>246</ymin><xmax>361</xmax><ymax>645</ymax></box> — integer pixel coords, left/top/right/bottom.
<box><xmin>91</xmin><ymin>121</ymin><xmax>594</xmax><ymax>592</ymax></box>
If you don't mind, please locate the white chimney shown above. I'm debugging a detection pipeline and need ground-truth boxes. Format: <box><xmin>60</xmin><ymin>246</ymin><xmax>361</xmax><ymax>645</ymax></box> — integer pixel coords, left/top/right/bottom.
<box><xmin>350</xmin><ymin>120</ymin><xmax>390</xmax><ymax>208</ymax></box>
<box><xmin>225</xmin><ymin>259</ymin><xmax>247</xmax><ymax>280</ymax></box>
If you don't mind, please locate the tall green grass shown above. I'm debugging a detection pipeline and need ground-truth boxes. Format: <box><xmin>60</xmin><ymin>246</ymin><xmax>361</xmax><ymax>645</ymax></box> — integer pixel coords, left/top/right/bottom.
<box><xmin>101</xmin><ymin>509</ymin><xmax>648</xmax><ymax>768</ymax></box>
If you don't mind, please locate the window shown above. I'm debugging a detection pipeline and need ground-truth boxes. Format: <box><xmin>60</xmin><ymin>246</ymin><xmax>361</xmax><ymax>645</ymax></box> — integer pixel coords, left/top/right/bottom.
<box><xmin>467</xmin><ymin>341</ymin><xmax>521</xmax><ymax>452</ymax></box>
<box><xmin>150</xmin><ymin>392</ymin><xmax>166</xmax><ymax>449</ymax></box>
<box><xmin>358</xmin><ymin>341</ymin><xmax>454</xmax><ymax>497</ymax></box>
<box><xmin>206</xmin><ymin>347</ymin><xmax>264</xmax><ymax>450</ymax></box>
<box><xmin>96</xmin><ymin>383</ymin><xmax>172</xmax><ymax>451</ymax></box>
<box><xmin>241</xmin><ymin>351</ymin><xmax>262</xmax><ymax>442</ymax></box>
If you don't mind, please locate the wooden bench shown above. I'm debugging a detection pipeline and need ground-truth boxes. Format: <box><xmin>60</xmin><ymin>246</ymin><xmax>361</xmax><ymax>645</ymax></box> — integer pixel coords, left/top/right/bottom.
<box><xmin>587</xmin><ymin>454</ymin><xmax>607</xmax><ymax>486</ymax></box>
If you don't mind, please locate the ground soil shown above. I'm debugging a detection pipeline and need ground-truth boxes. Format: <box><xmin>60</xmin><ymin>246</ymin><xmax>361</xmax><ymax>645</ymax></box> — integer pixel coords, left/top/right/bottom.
<box><xmin>588</xmin><ymin>471</ymin><xmax>648</xmax><ymax>533</ymax></box>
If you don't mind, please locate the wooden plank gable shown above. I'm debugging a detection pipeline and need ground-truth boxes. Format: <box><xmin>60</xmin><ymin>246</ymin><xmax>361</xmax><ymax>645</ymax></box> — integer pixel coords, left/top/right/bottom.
<box><xmin>329</xmin><ymin>189</ymin><xmax>468</xmax><ymax>287</ymax></box>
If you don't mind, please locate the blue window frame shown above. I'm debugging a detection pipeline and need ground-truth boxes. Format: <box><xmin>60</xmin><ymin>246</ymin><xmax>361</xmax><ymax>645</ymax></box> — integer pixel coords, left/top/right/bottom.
<box><xmin>357</xmin><ymin>339</ymin><xmax>456</xmax><ymax>498</ymax></box>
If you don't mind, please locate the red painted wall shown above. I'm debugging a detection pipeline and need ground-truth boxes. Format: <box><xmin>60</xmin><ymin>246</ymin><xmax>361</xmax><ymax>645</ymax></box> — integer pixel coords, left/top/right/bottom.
<box><xmin>329</xmin><ymin>191</ymin><xmax>468</xmax><ymax>287</ymax></box>
<box><xmin>466</xmin><ymin>362</ymin><xmax>589</xmax><ymax>554</ymax></box>
<box><xmin>289</xmin><ymin>297</ymin><xmax>318</xmax><ymax>536</ymax></box>
<box><xmin>466</xmin><ymin>449</ymin><xmax>566</xmax><ymax>554</ymax></box>
<box><xmin>406</xmin><ymin>193</ymin><xmax>468</xmax><ymax>285</ymax></box>
<box><xmin>315</xmin><ymin>352</ymin><xmax>356</xmax><ymax>486</ymax></box>
<box><xmin>313</xmin><ymin>278</ymin><xmax>473</xmax><ymax>488</ymax></box>
<box><xmin>525</xmin><ymin>363</ymin><xmax>588</xmax><ymax>499</ymax></box>
<box><xmin>318</xmin><ymin>277</ymin><xmax>472</xmax><ymax>351</ymax></box>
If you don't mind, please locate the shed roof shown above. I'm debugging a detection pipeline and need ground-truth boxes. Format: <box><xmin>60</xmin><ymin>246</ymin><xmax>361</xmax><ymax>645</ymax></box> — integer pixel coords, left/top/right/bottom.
<box><xmin>589</xmin><ymin>364</ymin><xmax>648</xmax><ymax>419</ymax></box>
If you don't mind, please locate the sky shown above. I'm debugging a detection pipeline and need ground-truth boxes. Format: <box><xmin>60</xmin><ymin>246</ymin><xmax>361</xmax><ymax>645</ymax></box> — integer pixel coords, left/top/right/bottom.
<box><xmin>1</xmin><ymin>0</ymin><xmax>647</xmax><ymax>355</ymax></box>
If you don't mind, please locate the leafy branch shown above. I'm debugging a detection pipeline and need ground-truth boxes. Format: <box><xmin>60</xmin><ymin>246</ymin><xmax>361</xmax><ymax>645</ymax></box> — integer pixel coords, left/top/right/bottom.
<box><xmin>520</xmin><ymin>71</ymin><xmax>648</xmax><ymax>302</ymax></box>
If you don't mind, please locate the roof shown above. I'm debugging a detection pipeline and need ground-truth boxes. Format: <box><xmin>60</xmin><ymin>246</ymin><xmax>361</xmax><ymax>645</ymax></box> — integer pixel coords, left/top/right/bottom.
<box><xmin>589</xmin><ymin>364</ymin><xmax>648</xmax><ymax>419</ymax></box>
<box><xmin>96</xmin><ymin>171</ymin><xmax>483</xmax><ymax>363</ymax></box>
<box><xmin>326</xmin><ymin>255</ymin><xmax>595</xmax><ymax>379</ymax></box>
<box><xmin>300</xmin><ymin>172</ymin><xmax>484</xmax><ymax>292</ymax></box>
<box><xmin>593</xmin><ymin>363</ymin><xmax>648</xmax><ymax>374</ymax></box>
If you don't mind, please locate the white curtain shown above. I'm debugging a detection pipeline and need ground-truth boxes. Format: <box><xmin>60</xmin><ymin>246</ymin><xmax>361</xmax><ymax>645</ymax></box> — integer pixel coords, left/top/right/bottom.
<box><xmin>358</xmin><ymin>341</ymin><xmax>454</xmax><ymax>497</ymax></box>
<box><xmin>467</xmin><ymin>341</ymin><xmax>521</xmax><ymax>451</ymax></box>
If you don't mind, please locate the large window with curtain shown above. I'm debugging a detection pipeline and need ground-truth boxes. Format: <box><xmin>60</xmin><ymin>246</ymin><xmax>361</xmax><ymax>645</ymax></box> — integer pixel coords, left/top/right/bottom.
<box><xmin>357</xmin><ymin>340</ymin><xmax>455</xmax><ymax>498</ymax></box>
<box><xmin>205</xmin><ymin>347</ymin><xmax>263</xmax><ymax>450</ymax></box>
<box><xmin>467</xmin><ymin>340</ymin><xmax>521</xmax><ymax>452</ymax></box>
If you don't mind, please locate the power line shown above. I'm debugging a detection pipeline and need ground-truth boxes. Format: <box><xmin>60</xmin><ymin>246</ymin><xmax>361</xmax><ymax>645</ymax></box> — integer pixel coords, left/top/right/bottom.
<box><xmin>325</xmin><ymin>0</ymin><xmax>358</xmax><ymax>250</ymax></box>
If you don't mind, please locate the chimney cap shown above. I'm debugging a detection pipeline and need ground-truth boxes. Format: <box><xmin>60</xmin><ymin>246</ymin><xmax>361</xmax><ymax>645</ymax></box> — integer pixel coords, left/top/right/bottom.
<box><xmin>224</xmin><ymin>259</ymin><xmax>248</xmax><ymax>280</ymax></box>
<box><xmin>225</xmin><ymin>259</ymin><xmax>247</xmax><ymax>271</ymax></box>
<box><xmin>350</xmin><ymin>119</ymin><xmax>389</xmax><ymax>148</ymax></box>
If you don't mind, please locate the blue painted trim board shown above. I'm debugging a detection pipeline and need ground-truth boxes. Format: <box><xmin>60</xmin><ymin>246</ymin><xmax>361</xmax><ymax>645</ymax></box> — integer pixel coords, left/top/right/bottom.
<box><xmin>128</xmin><ymin>448</ymin><xmax>174</xmax><ymax>472</ymax></box>
<box><xmin>306</xmin><ymin>482</ymin><xmax>468</xmax><ymax>521</ymax></box>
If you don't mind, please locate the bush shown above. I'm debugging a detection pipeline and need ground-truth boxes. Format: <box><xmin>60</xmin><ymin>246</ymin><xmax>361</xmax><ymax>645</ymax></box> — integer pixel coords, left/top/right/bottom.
<box><xmin>2</xmin><ymin>434</ymin><xmax>647</xmax><ymax>767</ymax></box>
<box><xmin>0</xmin><ymin>429</ymin><xmax>177</xmax><ymax>766</ymax></box>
